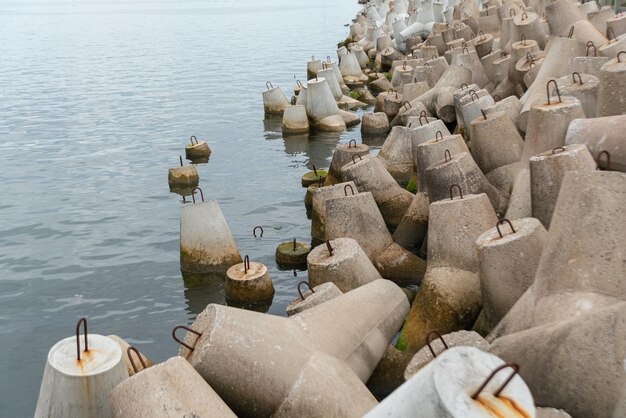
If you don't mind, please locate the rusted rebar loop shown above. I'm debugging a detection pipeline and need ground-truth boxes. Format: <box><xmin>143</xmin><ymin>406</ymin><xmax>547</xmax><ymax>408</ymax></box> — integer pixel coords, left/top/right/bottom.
<box><xmin>520</xmin><ymin>34</ymin><xmax>526</xmax><ymax>45</ymax></box>
<box><xmin>449</xmin><ymin>184</ymin><xmax>463</xmax><ymax>200</ymax></box>
<box><xmin>568</xmin><ymin>26</ymin><xmax>574</xmax><ymax>39</ymax></box>
<box><xmin>297</xmin><ymin>281</ymin><xmax>315</xmax><ymax>301</ymax></box>
<box><xmin>190</xmin><ymin>135</ymin><xmax>198</xmax><ymax>145</ymax></box>
<box><xmin>352</xmin><ymin>154</ymin><xmax>362</xmax><ymax>164</ymax></box>
<box><xmin>546</xmin><ymin>79</ymin><xmax>561</xmax><ymax>105</ymax></box>
<box><xmin>325</xmin><ymin>240</ymin><xmax>334</xmax><ymax>256</ymax></box>
<box><xmin>470</xmin><ymin>92</ymin><xmax>479</xmax><ymax>102</ymax></box>
<box><xmin>444</xmin><ymin>149</ymin><xmax>452</xmax><ymax>163</ymax></box>
<box><xmin>526</xmin><ymin>52</ymin><xmax>534</xmax><ymax>64</ymax></box>
<box><xmin>552</xmin><ymin>147</ymin><xmax>565</xmax><ymax>154</ymax></box>
<box><xmin>191</xmin><ymin>187</ymin><xmax>204</xmax><ymax>204</ymax></box>
<box><xmin>572</xmin><ymin>72</ymin><xmax>583</xmax><ymax>84</ymax></box>
<box><xmin>461</xmin><ymin>83</ymin><xmax>468</xmax><ymax>89</ymax></box>
<box><xmin>296</xmin><ymin>80</ymin><xmax>303</xmax><ymax>88</ymax></box>
<box><xmin>403</xmin><ymin>101</ymin><xmax>412</xmax><ymax>110</ymax></box>
<box><xmin>501</xmin><ymin>51</ymin><xmax>508</xmax><ymax>59</ymax></box>
<box><xmin>419</xmin><ymin>115</ymin><xmax>429</xmax><ymax>126</ymax></box>
<box><xmin>243</xmin><ymin>255</ymin><xmax>250</xmax><ymax>274</ymax></box>
<box><xmin>496</xmin><ymin>219</ymin><xmax>516</xmax><ymax>238</ymax></box>
<box><xmin>266</xmin><ymin>81</ymin><xmax>273</xmax><ymax>90</ymax></box>
<box><xmin>586</xmin><ymin>41</ymin><xmax>596</xmax><ymax>57</ymax></box>
<box><xmin>322</xmin><ymin>62</ymin><xmax>328</xmax><ymax>70</ymax></box>
<box><xmin>293</xmin><ymin>238</ymin><xmax>297</xmax><ymax>252</ymax></box>
<box><xmin>462</xmin><ymin>47</ymin><xmax>469</xmax><ymax>54</ymax></box>
<box><xmin>471</xmin><ymin>363</ymin><xmax>520</xmax><ymax>399</ymax></box>
<box><xmin>425</xmin><ymin>330</ymin><xmax>449</xmax><ymax>358</ymax></box>
<box><xmin>479</xmin><ymin>31</ymin><xmax>485</xmax><ymax>40</ymax></box>
<box><xmin>435</xmin><ymin>131</ymin><xmax>444</xmax><ymax>141</ymax></box>
<box><xmin>179</xmin><ymin>155</ymin><xmax>183</xmax><ymax>167</ymax></box>
<box><xmin>597</xmin><ymin>150</ymin><xmax>611</xmax><ymax>170</ymax></box>
<box><xmin>481</xmin><ymin>108</ymin><xmax>487</xmax><ymax>120</ymax></box>
<box><xmin>607</xmin><ymin>27</ymin><xmax>616</xmax><ymax>42</ymax></box>
<box><xmin>348</xmin><ymin>139</ymin><xmax>357</xmax><ymax>148</ymax></box>
<box><xmin>344</xmin><ymin>184</ymin><xmax>355</xmax><ymax>196</ymax></box>
<box><xmin>493</xmin><ymin>94</ymin><xmax>500</xmax><ymax>101</ymax></box>
<box><xmin>312</xmin><ymin>164</ymin><xmax>318</xmax><ymax>177</ymax></box>
<box><xmin>127</xmin><ymin>346</ymin><xmax>147</xmax><ymax>374</ymax></box>
<box><xmin>521</xmin><ymin>12</ymin><xmax>528</xmax><ymax>20</ymax></box>
<box><xmin>172</xmin><ymin>325</ymin><xmax>202</xmax><ymax>352</ymax></box>
<box><xmin>76</xmin><ymin>317</ymin><xmax>88</xmax><ymax>361</ymax></box>
<box><xmin>253</xmin><ymin>226</ymin><xmax>264</xmax><ymax>238</ymax></box>
<box><xmin>618</xmin><ymin>51</ymin><xmax>626</xmax><ymax>63</ymax></box>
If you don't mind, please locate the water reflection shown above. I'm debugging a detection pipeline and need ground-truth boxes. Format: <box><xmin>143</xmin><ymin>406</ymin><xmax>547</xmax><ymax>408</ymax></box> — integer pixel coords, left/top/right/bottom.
<box><xmin>182</xmin><ymin>271</ymin><xmax>227</xmax><ymax>317</ymax></box>
<box><xmin>225</xmin><ymin>296</ymin><xmax>273</xmax><ymax>313</ymax></box>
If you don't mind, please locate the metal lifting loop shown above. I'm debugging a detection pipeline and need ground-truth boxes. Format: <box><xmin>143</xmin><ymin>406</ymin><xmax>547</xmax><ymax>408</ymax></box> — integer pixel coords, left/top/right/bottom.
<box><xmin>425</xmin><ymin>330</ymin><xmax>449</xmax><ymax>358</ymax></box>
<box><xmin>552</xmin><ymin>147</ymin><xmax>565</xmax><ymax>154</ymax></box>
<box><xmin>325</xmin><ymin>240</ymin><xmax>333</xmax><ymax>256</ymax></box>
<box><xmin>444</xmin><ymin>149</ymin><xmax>452</xmax><ymax>163</ymax></box>
<box><xmin>470</xmin><ymin>92</ymin><xmax>479</xmax><ymax>102</ymax></box>
<box><xmin>243</xmin><ymin>255</ymin><xmax>250</xmax><ymax>274</ymax></box>
<box><xmin>572</xmin><ymin>70</ymin><xmax>585</xmax><ymax>85</ymax></box>
<box><xmin>127</xmin><ymin>346</ymin><xmax>147</xmax><ymax>374</ymax></box>
<box><xmin>296</xmin><ymin>80</ymin><xmax>303</xmax><ymax>88</ymax></box>
<box><xmin>586</xmin><ymin>41</ymin><xmax>597</xmax><ymax>57</ymax></box>
<box><xmin>520</xmin><ymin>34</ymin><xmax>526</xmax><ymax>45</ymax></box>
<box><xmin>462</xmin><ymin>47</ymin><xmax>469</xmax><ymax>54</ymax></box>
<box><xmin>297</xmin><ymin>281</ymin><xmax>314</xmax><ymax>301</ymax></box>
<box><xmin>344</xmin><ymin>184</ymin><xmax>355</xmax><ymax>196</ymax></box>
<box><xmin>190</xmin><ymin>135</ymin><xmax>198</xmax><ymax>145</ymax></box>
<box><xmin>471</xmin><ymin>363</ymin><xmax>520</xmax><ymax>400</ymax></box>
<box><xmin>348</xmin><ymin>139</ymin><xmax>357</xmax><ymax>148</ymax></box>
<box><xmin>618</xmin><ymin>51</ymin><xmax>626</xmax><ymax>63</ymax></box>
<box><xmin>312</xmin><ymin>164</ymin><xmax>318</xmax><ymax>177</ymax></box>
<box><xmin>419</xmin><ymin>115</ymin><xmax>429</xmax><ymax>126</ymax></box>
<box><xmin>481</xmin><ymin>108</ymin><xmax>487</xmax><ymax>120</ymax></box>
<box><xmin>435</xmin><ymin>131</ymin><xmax>444</xmax><ymax>141</ymax></box>
<box><xmin>496</xmin><ymin>219</ymin><xmax>516</xmax><ymax>238</ymax></box>
<box><xmin>179</xmin><ymin>155</ymin><xmax>183</xmax><ymax>167</ymax></box>
<box><xmin>596</xmin><ymin>150</ymin><xmax>611</xmax><ymax>170</ymax></box>
<box><xmin>509</xmin><ymin>8</ymin><xmax>516</xmax><ymax>18</ymax></box>
<box><xmin>521</xmin><ymin>12</ymin><xmax>528</xmax><ymax>20</ymax></box>
<box><xmin>266</xmin><ymin>81</ymin><xmax>273</xmax><ymax>90</ymax></box>
<box><xmin>172</xmin><ymin>325</ymin><xmax>202</xmax><ymax>352</ymax></box>
<box><xmin>352</xmin><ymin>154</ymin><xmax>362</xmax><ymax>164</ymax></box>
<box><xmin>403</xmin><ymin>101</ymin><xmax>412</xmax><ymax>110</ymax></box>
<box><xmin>76</xmin><ymin>317</ymin><xmax>88</xmax><ymax>361</ymax></box>
<box><xmin>526</xmin><ymin>52</ymin><xmax>534</xmax><ymax>64</ymax></box>
<box><xmin>253</xmin><ymin>226</ymin><xmax>264</xmax><ymax>238</ymax></box>
<box><xmin>568</xmin><ymin>26</ymin><xmax>574</xmax><ymax>39</ymax></box>
<box><xmin>449</xmin><ymin>184</ymin><xmax>463</xmax><ymax>200</ymax></box>
<box><xmin>546</xmin><ymin>79</ymin><xmax>561</xmax><ymax>105</ymax></box>
<box><xmin>191</xmin><ymin>187</ymin><xmax>204</xmax><ymax>203</ymax></box>
<box><xmin>461</xmin><ymin>83</ymin><xmax>468</xmax><ymax>89</ymax></box>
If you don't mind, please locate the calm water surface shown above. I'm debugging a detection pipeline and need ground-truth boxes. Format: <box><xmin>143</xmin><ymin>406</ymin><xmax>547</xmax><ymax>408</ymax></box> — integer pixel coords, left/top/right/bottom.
<box><xmin>0</xmin><ymin>0</ymin><xmax>372</xmax><ymax>414</ymax></box>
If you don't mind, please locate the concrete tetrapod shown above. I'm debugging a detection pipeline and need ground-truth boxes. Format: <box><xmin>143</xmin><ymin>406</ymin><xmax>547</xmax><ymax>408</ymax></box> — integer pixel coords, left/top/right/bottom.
<box><xmin>529</xmin><ymin>144</ymin><xmax>597</xmax><ymax>229</ymax></box>
<box><xmin>341</xmin><ymin>154</ymin><xmax>414</xmax><ymax>229</ymax></box>
<box><xmin>225</xmin><ymin>257</ymin><xmax>275</xmax><ymax>303</ymax></box>
<box><xmin>180</xmin><ymin>198</ymin><xmax>242</xmax><ymax>274</ymax></box>
<box><xmin>425</xmin><ymin>152</ymin><xmax>507</xmax><ymax>214</ymax></box>
<box><xmin>107</xmin><ymin>335</ymin><xmax>153</xmax><ymax>377</ymax></box>
<box><xmin>307</xmin><ymin>238</ymin><xmax>382</xmax><ymax>292</ymax></box>
<box><xmin>490</xmin><ymin>302</ymin><xmax>626</xmax><ymax>418</ymax></box>
<box><xmin>35</xmin><ymin>319</ymin><xmax>128</xmax><ymax>418</ymax></box>
<box><xmin>469</xmin><ymin>110</ymin><xmax>523</xmax><ymax>175</ymax></box>
<box><xmin>262</xmin><ymin>82</ymin><xmax>290</xmax><ymax>115</ymax></box>
<box><xmin>483</xmin><ymin>95</ymin><xmax>523</xmax><ymax>134</ymax></box>
<box><xmin>565</xmin><ymin>115</ymin><xmax>626</xmax><ymax>172</ymax></box>
<box><xmin>184</xmin><ymin>135</ymin><xmax>211</xmax><ymax>160</ymax></box>
<box><xmin>305</xmin><ymin>77</ymin><xmax>346</xmax><ymax>132</ymax></box>
<box><xmin>325</xmin><ymin>141</ymin><xmax>370</xmax><ymax>185</ymax></box>
<box><xmin>597</xmin><ymin>53</ymin><xmax>626</xmax><ymax>117</ymax></box>
<box><xmin>391</xmin><ymin>191</ymin><xmax>429</xmax><ymax>252</ymax></box>
<box><xmin>364</xmin><ymin>347</ymin><xmax>536</xmax><ymax>418</ymax></box>
<box><xmin>282</xmin><ymin>104</ymin><xmax>309</xmax><ymax>135</ymax></box>
<box><xmin>458</xmin><ymin>90</ymin><xmax>495</xmax><ymax>140</ymax></box>
<box><xmin>490</xmin><ymin>171</ymin><xmax>626</xmax><ymax>338</ymax></box>
<box><xmin>377</xmin><ymin>126</ymin><xmax>414</xmax><ymax>185</ymax></box>
<box><xmin>168</xmin><ymin>159</ymin><xmax>199</xmax><ymax>188</ymax></box>
<box><xmin>409</xmin><ymin>65</ymin><xmax>472</xmax><ymax>122</ymax></box>
<box><xmin>361</xmin><ymin>112</ymin><xmax>391</xmax><ymax>137</ymax></box>
<box><xmin>397</xmin><ymin>193</ymin><xmax>498</xmax><ymax>352</ymax></box>
<box><xmin>556</xmin><ymin>72</ymin><xmax>600</xmax><ymax>118</ymax></box>
<box><xmin>475</xmin><ymin>218</ymin><xmax>548</xmax><ymax>335</ymax></box>
<box><xmin>108</xmin><ymin>356</ymin><xmax>236</xmax><ymax>418</ymax></box>
<box><xmin>311</xmin><ymin>181</ymin><xmax>357</xmax><ymax>244</ymax></box>
<box><xmin>403</xmin><ymin>330</ymin><xmax>490</xmax><ymax>380</ymax></box>
<box><xmin>285</xmin><ymin>281</ymin><xmax>343</xmax><ymax>317</ymax></box>
<box><xmin>415</xmin><ymin>133</ymin><xmax>469</xmax><ymax>193</ymax></box>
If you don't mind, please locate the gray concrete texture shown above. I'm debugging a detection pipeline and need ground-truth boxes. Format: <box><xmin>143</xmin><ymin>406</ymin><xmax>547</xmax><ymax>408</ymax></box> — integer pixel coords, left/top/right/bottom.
<box><xmin>285</xmin><ymin>281</ymin><xmax>343</xmax><ymax>317</ymax></box>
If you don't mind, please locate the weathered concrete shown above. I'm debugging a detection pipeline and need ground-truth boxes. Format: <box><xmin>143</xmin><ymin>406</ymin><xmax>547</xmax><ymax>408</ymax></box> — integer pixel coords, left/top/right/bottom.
<box><xmin>225</xmin><ymin>260</ymin><xmax>274</xmax><ymax>302</ymax></box>
<box><xmin>373</xmin><ymin>242</ymin><xmax>427</xmax><ymax>287</ymax></box>
<box><xmin>505</xmin><ymin>168</ymin><xmax>532</xmax><ymax>220</ymax></box>
<box><xmin>404</xmin><ymin>331</ymin><xmax>490</xmax><ymax>379</ymax></box>
<box><xmin>311</xmin><ymin>181</ymin><xmax>357</xmax><ymax>243</ymax></box>
<box><xmin>109</xmin><ymin>357</ymin><xmax>236</xmax><ymax>418</ymax></box>
<box><xmin>185</xmin><ymin>137</ymin><xmax>211</xmax><ymax>160</ymax></box>
<box><xmin>469</xmin><ymin>110</ymin><xmax>523</xmax><ymax>174</ymax></box>
<box><xmin>107</xmin><ymin>335</ymin><xmax>153</xmax><ymax>377</ymax></box>
<box><xmin>285</xmin><ymin>282</ymin><xmax>343</xmax><ymax>317</ymax></box>
<box><xmin>366</xmin><ymin>345</ymin><xmax>414</xmax><ymax>400</ymax></box>
<box><xmin>282</xmin><ymin>104</ymin><xmax>310</xmax><ymax>135</ymax></box>
<box><xmin>305</xmin><ymin>77</ymin><xmax>346</xmax><ymax>132</ymax></box>
<box><xmin>475</xmin><ymin>218</ymin><xmax>548</xmax><ymax>333</ymax></box>
<box><xmin>415</xmin><ymin>133</ymin><xmax>469</xmax><ymax>193</ymax></box>
<box><xmin>307</xmin><ymin>238</ymin><xmax>382</xmax><ymax>292</ymax></box>
<box><xmin>377</xmin><ymin>126</ymin><xmax>413</xmax><ymax>184</ymax></box>
<box><xmin>392</xmin><ymin>191</ymin><xmax>429</xmax><ymax>252</ymax></box>
<box><xmin>490</xmin><ymin>302</ymin><xmax>625</xmax><ymax>418</ymax></box>
<box><xmin>530</xmin><ymin>144</ymin><xmax>597</xmax><ymax>228</ymax></box>
<box><xmin>483</xmin><ymin>95</ymin><xmax>523</xmax><ymax>134</ymax></box>
<box><xmin>545</xmin><ymin>0</ymin><xmax>585</xmax><ymax>37</ymax></box>
<box><xmin>168</xmin><ymin>164</ymin><xmax>198</xmax><ymax>187</ymax></box>
<box><xmin>364</xmin><ymin>347</ymin><xmax>536</xmax><ymax>418</ymax></box>
<box><xmin>35</xmin><ymin>333</ymin><xmax>128</xmax><ymax>418</ymax></box>
<box><xmin>565</xmin><ymin>115</ymin><xmax>626</xmax><ymax>172</ymax></box>
<box><xmin>555</xmin><ymin>72</ymin><xmax>600</xmax><ymax>118</ymax></box>
<box><xmin>275</xmin><ymin>241</ymin><xmax>310</xmax><ymax>269</ymax></box>
<box><xmin>262</xmin><ymin>84</ymin><xmax>290</xmax><ymax>115</ymax></box>
<box><xmin>180</xmin><ymin>200</ymin><xmax>242</xmax><ymax>274</ymax></box>
<box><xmin>597</xmin><ymin>54</ymin><xmax>626</xmax><ymax>117</ymax></box>
<box><xmin>326</xmin><ymin>142</ymin><xmax>370</xmax><ymax>185</ymax></box>
<box><xmin>361</xmin><ymin>112</ymin><xmax>391</xmax><ymax>136</ymax></box>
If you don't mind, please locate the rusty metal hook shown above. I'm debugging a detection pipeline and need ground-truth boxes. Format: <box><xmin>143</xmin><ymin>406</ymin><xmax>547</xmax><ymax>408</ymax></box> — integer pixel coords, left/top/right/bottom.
<box><xmin>266</xmin><ymin>81</ymin><xmax>273</xmax><ymax>90</ymax></box>
<box><xmin>76</xmin><ymin>317</ymin><xmax>88</xmax><ymax>361</ymax></box>
<box><xmin>253</xmin><ymin>226</ymin><xmax>264</xmax><ymax>238</ymax></box>
<box><xmin>521</xmin><ymin>12</ymin><xmax>528</xmax><ymax>20</ymax></box>
<box><xmin>509</xmin><ymin>9</ymin><xmax>516</xmax><ymax>18</ymax></box>
<box><xmin>586</xmin><ymin>41</ymin><xmax>596</xmax><ymax>57</ymax></box>
<box><xmin>481</xmin><ymin>108</ymin><xmax>487</xmax><ymax>120</ymax></box>
<box><xmin>471</xmin><ymin>362</ymin><xmax>520</xmax><ymax>399</ymax></box>
<box><xmin>618</xmin><ymin>51</ymin><xmax>626</xmax><ymax>63</ymax></box>
<box><xmin>403</xmin><ymin>101</ymin><xmax>412</xmax><ymax>110</ymax></box>
<box><xmin>172</xmin><ymin>325</ymin><xmax>202</xmax><ymax>352</ymax></box>
<box><xmin>449</xmin><ymin>184</ymin><xmax>463</xmax><ymax>200</ymax></box>
<box><xmin>325</xmin><ymin>240</ymin><xmax>333</xmax><ymax>256</ymax></box>
<box><xmin>552</xmin><ymin>147</ymin><xmax>565</xmax><ymax>154</ymax></box>
<box><xmin>470</xmin><ymin>91</ymin><xmax>479</xmax><ymax>102</ymax></box>
<box><xmin>352</xmin><ymin>154</ymin><xmax>362</xmax><ymax>164</ymax></box>
<box><xmin>568</xmin><ymin>26</ymin><xmax>574</xmax><ymax>39</ymax></box>
<box><xmin>520</xmin><ymin>34</ymin><xmax>526</xmax><ymax>45</ymax></box>
<box><xmin>496</xmin><ymin>219</ymin><xmax>516</xmax><ymax>238</ymax></box>
<box><xmin>296</xmin><ymin>80</ymin><xmax>303</xmax><ymax>88</ymax></box>
<box><xmin>462</xmin><ymin>47</ymin><xmax>469</xmax><ymax>54</ymax></box>
<box><xmin>425</xmin><ymin>330</ymin><xmax>449</xmax><ymax>358</ymax></box>
<box><xmin>348</xmin><ymin>139</ymin><xmax>357</xmax><ymax>148</ymax></box>
<box><xmin>179</xmin><ymin>155</ymin><xmax>183</xmax><ymax>167</ymax></box>
<box><xmin>127</xmin><ymin>346</ymin><xmax>147</xmax><ymax>374</ymax></box>
<box><xmin>312</xmin><ymin>164</ymin><xmax>319</xmax><ymax>177</ymax></box>
<box><xmin>546</xmin><ymin>79</ymin><xmax>561</xmax><ymax>105</ymax></box>
<box><xmin>417</xmin><ymin>115</ymin><xmax>428</xmax><ymax>126</ymax></box>
<box><xmin>435</xmin><ymin>131</ymin><xmax>444</xmax><ymax>141</ymax></box>
<box><xmin>444</xmin><ymin>149</ymin><xmax>452</xmax><ymax>163</ymax></box>
<box><xmin>191</xmin><ymin>187</ymin><xmax>204</xmax><ymax>203</ymax></box>
<box><xmin>493</xmin><ymin>94</ymin><xmax>500</xmax><ymax>101</ymax></box>
<box><xmin>243</xmin><ymin>255</ymin><xmax>250</xmax><ymax>274</ymax></box>
<box><xmin>596</xmin><ymin>150</ymin><xmax>611</xmax><ymax>170</ymax></box>
<box><xmin>461</xmin><ymin>83</ymin><xmax>468</xmax><ymax>89</ymax></box>
<box><xmin>190</xmin><ymin>135</ymin><xmax>198</xmax><ymax>145</ymax></box>
<box><xmin>297</xmin><ymin>281</ymin><xmax>315</xmax><ymax>300</ymax></box>
<box><xmin>344</xmin><ymin>184</ymin><xmax>355</xmax><ymax>196</ymax></box>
